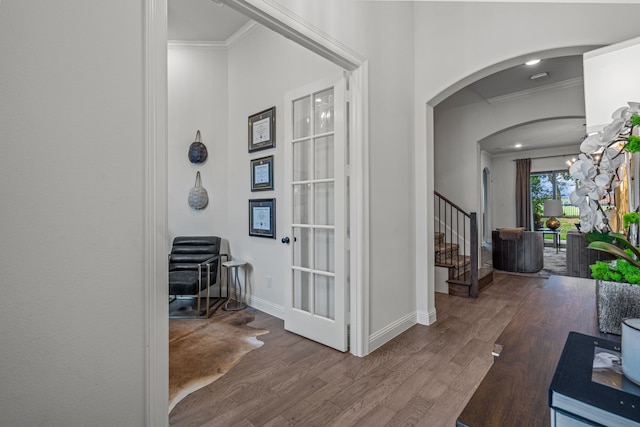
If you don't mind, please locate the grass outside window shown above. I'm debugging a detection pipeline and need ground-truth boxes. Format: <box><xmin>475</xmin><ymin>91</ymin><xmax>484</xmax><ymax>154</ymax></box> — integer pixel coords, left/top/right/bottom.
<box><xmin>541</xmin><ymin>217</ymin><xmax>578</xmax><ymax>241</ymax></box>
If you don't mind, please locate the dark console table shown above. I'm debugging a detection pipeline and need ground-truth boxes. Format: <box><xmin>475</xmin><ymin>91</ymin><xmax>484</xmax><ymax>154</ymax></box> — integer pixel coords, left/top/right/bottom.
<box><xmin>456</xmin><ymin>276</ymin><xmax>620</xmax><ymax>426</ymax></box>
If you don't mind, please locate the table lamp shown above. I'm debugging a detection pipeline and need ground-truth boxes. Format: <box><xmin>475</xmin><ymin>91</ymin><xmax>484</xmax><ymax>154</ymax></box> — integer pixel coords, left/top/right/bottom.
<box><xmin>544</xmin><ymin>199</ymin><xmax>563</xmax><ymax>230</ymax></box>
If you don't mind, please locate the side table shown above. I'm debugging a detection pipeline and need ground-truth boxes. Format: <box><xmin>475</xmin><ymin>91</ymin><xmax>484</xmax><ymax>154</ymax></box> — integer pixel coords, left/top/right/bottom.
<box><xmin>223</xmin><ymin>260</ymin><xmax>247</xmax><ymax>311</ymax></box>
<box><xmin>540</xmin><ymin>228</ymin><xmax>560</xmax><ymax>253</ymax></box>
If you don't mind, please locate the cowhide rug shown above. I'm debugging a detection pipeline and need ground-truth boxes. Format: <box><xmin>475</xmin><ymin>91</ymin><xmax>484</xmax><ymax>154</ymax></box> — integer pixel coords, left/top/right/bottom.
<box><xmin>169</xmin><ymin>309</ymin><xmax>269</xmax><ymax>413</ymax></box>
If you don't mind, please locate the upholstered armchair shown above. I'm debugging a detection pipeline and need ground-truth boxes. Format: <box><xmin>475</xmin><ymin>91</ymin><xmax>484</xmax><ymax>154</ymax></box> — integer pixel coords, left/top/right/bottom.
<box><xmin>492</xmin><ymin>229</ymin><xmax>544</xmax><ymax>273</ymax></box>
<box><xmin>168</xmin><ymin>236</ymin><xmax>229</xmax><ymax>318</ymax></box>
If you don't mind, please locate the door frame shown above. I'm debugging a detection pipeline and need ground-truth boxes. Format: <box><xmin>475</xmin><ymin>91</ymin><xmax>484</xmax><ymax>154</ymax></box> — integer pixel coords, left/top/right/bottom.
<box><xmin>144</xmin><ymin>0</ymin><xmax>370</xmax><ymax>422</ymax></box>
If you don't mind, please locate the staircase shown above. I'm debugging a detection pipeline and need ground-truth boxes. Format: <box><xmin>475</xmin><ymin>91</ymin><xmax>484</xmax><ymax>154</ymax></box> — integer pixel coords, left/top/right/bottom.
<box><xmin>434</xmin><ymin>191</ymin><xmax>493</xmax><ymax>297</ymax></box>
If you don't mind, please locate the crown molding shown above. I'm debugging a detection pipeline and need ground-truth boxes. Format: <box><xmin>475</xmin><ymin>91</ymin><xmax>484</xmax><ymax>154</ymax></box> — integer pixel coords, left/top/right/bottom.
<box><xmin>167</xmin><ymin>40</ymin><xmax>227</xmax><ymax>49</ymax></box>
<box><xmin>226</xmin><ymin>20</ymin><xmax>259</xmax><ymax>48</ymax></box>
<box><xmin>168</xmin><ymin>20</ymin><xmax>258</xmax><ymax>50</ymax></box>
<box><xmin>487</xmin><ymin>76</ymin><xmax>584</xmax><ymax>105</ymax></box>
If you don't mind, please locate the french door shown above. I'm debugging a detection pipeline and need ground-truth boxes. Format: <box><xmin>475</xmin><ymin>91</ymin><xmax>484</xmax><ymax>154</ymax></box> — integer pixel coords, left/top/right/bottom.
<box><xmin>282</xmin><ymin>74</ymin><xmax>348</xmax><ymax>352</ymax></box>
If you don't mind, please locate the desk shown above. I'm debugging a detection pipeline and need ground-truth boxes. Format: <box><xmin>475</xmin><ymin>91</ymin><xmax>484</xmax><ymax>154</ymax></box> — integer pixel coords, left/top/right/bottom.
<box><xmin>223</xmin><ymin>260</ymin><xmax>247</xmax><ymax>311</ymax></box>
<box><xmin>540</xmin><ymin>228</ymin><xmax>560</xmax><ymax>253</ymax></box>
<box><xmin>456</xmin><ymin>276</ymin><xmax>620</xmax><ymax>427</ymax></box>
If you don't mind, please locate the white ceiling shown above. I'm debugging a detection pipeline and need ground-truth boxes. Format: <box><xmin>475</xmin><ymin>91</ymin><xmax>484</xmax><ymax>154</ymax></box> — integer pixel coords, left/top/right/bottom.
<box><xmin>168</xmin><ymin>0</ymin><xmax>251</xmax><ymax>42</ymax></box>
<box><xmin>440</xmin><ymin>55</ymin><xmax>588</xmax><ymax>155</ymax></box>
<box><xmin>168</xmin><ymin>2</ymin><xmax>588</xmax><ymax>156</ymax></box>
<box><xmin>477</xmin><ymin>116</ymin><xmax>586</xmax><ymax>154</ymax></box>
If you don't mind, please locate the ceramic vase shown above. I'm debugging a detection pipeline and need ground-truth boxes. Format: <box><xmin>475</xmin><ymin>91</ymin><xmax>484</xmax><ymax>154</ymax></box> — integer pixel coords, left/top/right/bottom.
<box><xmin>622</xmin><ymin>318</ymin><xmax>640</xmax><ymax>385</ymax></box>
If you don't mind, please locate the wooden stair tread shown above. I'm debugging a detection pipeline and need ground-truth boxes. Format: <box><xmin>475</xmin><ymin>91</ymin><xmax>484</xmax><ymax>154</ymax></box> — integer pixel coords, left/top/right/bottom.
<box><xmin>434</xmin><ymin>242</ymin><xmax>459</xmax><ymax>253</ymax></box>
<box><xmin>434</xmin><ymin>222</ymin><xmax>487</xmax><ymax>297</ymax></box>
<box><xmin>448</xmin><ymin>267</ymin><xmax>492</xmax><ymax>283</ymax></box>
<box><xmin>435</xmin><ymin>254</ymin><xmax>470</xmax><ymax>268</ymax></box>
<box><xmin>446</xmin><ymin>267</ymin><xmax>494</xmax><ymax>297</ymax></box>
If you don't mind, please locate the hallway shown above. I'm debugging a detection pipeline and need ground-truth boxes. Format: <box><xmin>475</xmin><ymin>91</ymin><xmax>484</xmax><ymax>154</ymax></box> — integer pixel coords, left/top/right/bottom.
<box><xmin>169</xmin><ymin>271</ymin><xmax>547</xmax><ymax>426</ymax></box>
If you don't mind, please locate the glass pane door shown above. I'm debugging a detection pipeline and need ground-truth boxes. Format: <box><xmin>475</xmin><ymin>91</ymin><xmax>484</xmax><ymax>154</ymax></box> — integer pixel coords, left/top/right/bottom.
<box><xmin>284</xmin><ymin>75</ymin><xmax>346</xmax><ymax>352</ymax></box>
<box><xmin>291</xmin><ymin>88</ymin><xmax>336</xmax><ymax>320</ymax></box>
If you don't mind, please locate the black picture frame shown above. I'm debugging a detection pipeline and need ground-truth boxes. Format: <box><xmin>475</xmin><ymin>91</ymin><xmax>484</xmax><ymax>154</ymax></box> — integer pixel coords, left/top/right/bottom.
<box><xmin>250</xmin><ymin>155</ymin><xmax>274</xmax><ymax>192</ymax></box>
<box><xmin>249</xmin><ymin>198</ymin><xmax>276</xmax><ymax>238</ymax></box>
<box><xmin>248</xmin><ymin>107</ymin><xmax>276</xmax><ymax>153</ymax></box>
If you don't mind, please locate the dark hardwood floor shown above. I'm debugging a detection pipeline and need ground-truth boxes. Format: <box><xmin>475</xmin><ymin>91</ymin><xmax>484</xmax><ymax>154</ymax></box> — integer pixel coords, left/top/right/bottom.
<box><xmin>169</xmin><ymin>271</ymin><xmax>546</xmax><ymax>426</ymax></box>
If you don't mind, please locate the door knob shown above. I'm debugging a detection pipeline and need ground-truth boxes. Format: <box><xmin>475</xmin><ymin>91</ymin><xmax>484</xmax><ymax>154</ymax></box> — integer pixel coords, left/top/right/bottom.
<box><xmin>281</xmin><ymin>236</ymin><xmax>290</xmax><ymax>244</ymax></box>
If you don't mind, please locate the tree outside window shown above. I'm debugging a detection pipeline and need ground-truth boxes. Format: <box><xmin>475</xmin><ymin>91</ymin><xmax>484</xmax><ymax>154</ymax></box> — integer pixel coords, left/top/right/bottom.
<box><xmin>530</xmin><ymin>170</ymin><xmax>577</xmax><ymax>239</ymax></box>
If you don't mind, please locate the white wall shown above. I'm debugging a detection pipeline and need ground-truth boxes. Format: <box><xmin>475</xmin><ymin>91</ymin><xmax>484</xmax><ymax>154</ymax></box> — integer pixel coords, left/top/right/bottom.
<box><xmin>252</xmin><ymin>0</ymin><xmax>417</xmax><ymax>347</ymax></box>
<box><xmin>226</xmin><ymin>25</ymin><xmax>341</xmax><ymax>314</ymax></box>
<box><xmin>168</xmin><ymin>46</ymin><xmax>229</xmax><ymax>241</ymax></box>
<box><xmin>0</xmin><ymin>1</ymin><xmax>147</xmax><ymax>425</ymax></box>
<box><xmin>584</xmin><ymin>36</ymin><xmax>640</xmax><ymax>133</ymax></box>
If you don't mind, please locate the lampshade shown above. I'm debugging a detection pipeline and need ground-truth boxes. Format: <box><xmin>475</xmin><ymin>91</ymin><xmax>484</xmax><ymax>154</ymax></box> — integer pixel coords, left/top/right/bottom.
<box><xmin>544</xmin><ymin>199</ymin><xmax>563</xmax><ymax>217</ymax></box>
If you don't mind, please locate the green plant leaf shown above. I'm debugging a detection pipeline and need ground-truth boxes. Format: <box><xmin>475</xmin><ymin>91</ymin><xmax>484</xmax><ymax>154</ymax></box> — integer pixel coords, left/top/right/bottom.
<box><xmin>586</xmin><ymin>231</ymin><xmax>640</xmax><ymax>259</ymax></box>
<box><xmin>588</xmin><ymin>241</ymin><xmax>640</xmax><ymax>268</ymax></box>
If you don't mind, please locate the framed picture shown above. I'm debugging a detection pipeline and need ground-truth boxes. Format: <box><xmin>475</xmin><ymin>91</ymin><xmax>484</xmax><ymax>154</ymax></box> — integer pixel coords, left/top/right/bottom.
<box><xmin>249</xmin><ymin>198</ymin><xmax>276</xmax><ymax>238</ymax></box>
<box><xmin>250</xmin><ymin>155</ymin><xmax>274</xmax><ymax>191</ymax></box>
<box><xmin>248</xmin><ymin>107</ymin><xmax>276</xmax><ymax>153</ymax></box>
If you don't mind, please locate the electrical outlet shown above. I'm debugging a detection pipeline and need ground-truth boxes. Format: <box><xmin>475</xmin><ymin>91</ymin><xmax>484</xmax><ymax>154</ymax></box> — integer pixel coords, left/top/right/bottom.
<box><xmin>266</xmin><ymin>275</ymin><xmax>272</xmax><ymax>288</ymax></box>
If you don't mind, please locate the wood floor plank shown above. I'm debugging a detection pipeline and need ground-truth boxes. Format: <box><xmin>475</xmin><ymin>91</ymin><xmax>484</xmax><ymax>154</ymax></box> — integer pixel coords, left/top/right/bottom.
<box><xmin>384</xmin><ymin>396</ymin><xmax>432</xmax><ymax>427</ymax></box>
<box><xmin>247</xmin><ymin>376</ymin><xmax>328</xmax><ymax>426</ymax></box>
<box><xmin>351</xmin><ymin>405</ymin><xmax>397</xmax><ymax>427</ymax></box>
<box><xmin>169</xmin><ymin>271</ymin><xmax>548</xmax><ymax>427</ymax></box>
<box><xmin>328</xmin><ymin>350</ymin><xmax>436</xmax><ymax>426</ymax></box>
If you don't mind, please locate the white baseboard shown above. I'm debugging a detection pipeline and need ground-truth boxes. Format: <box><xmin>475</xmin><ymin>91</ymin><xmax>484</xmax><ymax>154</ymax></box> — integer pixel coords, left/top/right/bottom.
<box><xmin>417</xmin><ymin>307</ymin><xmax>437</xmax><ymax>325</ymax></box>
<box><xmin>247</xmin><ymin>294</ymin><xmax>284</xmax><ymax>319</ymax></box>
<box><xmin>247</xmin><ymin>297</ymin><xmax>436</xmax><ymax>353</ymax></box>
<box><xmin>368</xmin><ymin>312</ymin><xmax>416</xmax><ymax>353</ymax></box>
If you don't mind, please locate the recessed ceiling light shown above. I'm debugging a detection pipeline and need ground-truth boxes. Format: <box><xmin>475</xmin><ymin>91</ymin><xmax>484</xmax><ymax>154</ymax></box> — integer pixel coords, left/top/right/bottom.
<box><xmin>530</xmin><ymin>72</ymin><xmax>549</xmax><ymax>80</ymax></box>
<box><xmin>526</xmin><ymin>59</ymin><xmax>541</xmax><ymax>66</ymax></box>
<box><xmin>515</xmin><ymin>143</ymin><xmax>523</xmax><ymax>148</ymax></box>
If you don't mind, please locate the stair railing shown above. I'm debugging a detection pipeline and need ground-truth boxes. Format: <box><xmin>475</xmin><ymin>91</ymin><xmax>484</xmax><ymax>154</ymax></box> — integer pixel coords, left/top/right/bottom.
<box><xmin>434</xmin><ymin>191</ymin><xmax>479</xmax><ymax>297</ymax></box>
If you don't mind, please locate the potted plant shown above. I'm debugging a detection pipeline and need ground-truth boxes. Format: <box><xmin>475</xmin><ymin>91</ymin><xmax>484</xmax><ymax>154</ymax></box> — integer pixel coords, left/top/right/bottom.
<box><xmin>568</xmin><ymin>102</ymin><xmax>640</xmax><ymax>335</ymax></box>
<box><xmin>533</xmin><ymin>211</ymin><xmax>544</xmax><ymax>230</ymax></box>
<box><xmin>587</xmin><ymin>232</ymin><xmax>640</xmax><ymax>335</ymax></box>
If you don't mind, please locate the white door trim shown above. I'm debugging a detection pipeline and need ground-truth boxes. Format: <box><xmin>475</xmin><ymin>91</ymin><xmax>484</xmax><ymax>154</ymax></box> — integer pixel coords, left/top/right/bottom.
<box><xmin>221</xmin><ymin>0</ymin><xmax>366</xmax><ymax>71</ymax></box>
<box><xmin>145</xmin><ymin>0</ymin><xmax>169</xmax><ymax>425</ymax></box>
<box><xmin>348</xmin><ymin>64</ymin><xmax>370</xmax><ymax>357</ymax></box>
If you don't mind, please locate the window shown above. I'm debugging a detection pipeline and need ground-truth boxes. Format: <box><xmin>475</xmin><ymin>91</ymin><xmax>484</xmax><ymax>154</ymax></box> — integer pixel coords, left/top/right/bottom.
<box><xmin>530</xmin><ymin>171</ymin><xmax>577</xmax><ymax>234</ymax></box>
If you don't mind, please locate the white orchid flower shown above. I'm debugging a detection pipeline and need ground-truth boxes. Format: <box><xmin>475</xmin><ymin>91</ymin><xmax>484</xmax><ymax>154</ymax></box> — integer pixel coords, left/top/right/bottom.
<box><xmin>599</xmin><ymin>118</ymin><xmax>626</xmax><ymax>143</ymax></box>
<box><xmin>569</xmin><ymin>103</ymin><xmax>640</xmax><ymax>233</ymax></box>
<box><xmin>599</xmin><ymin>147</ymin><xmax>625</xmax><ymax>172</ymax></box>
<box><xmin>612</xmin><ymin>106</ymin><xmax>630</xmax><ymax>120</ymax></box>
<box><xmin>570</xmin><ymin>189</ymin><xmax>586</xmax><ymax>206</ymax></box>
<box><xmin>594</xmin><ymin>173</ymin><xmax>610</xmax><ymax>188</ymax></box>
<box><xmin>569</xmin><ymin>156</ymin><xmax>596</xmax><ymax>181</ymax></box>
<box><xmin>580</xmin><ymin>133</ymin><xmax>601</xmax><ymax>153</ymax></box>
<box><xmin>580</xmin><ymin>203</ymin><xmax>606</xmax><ymax>233</ymax></box>
<box><xmin>579</xmin><ymin>205</ymin><xmax>597</xmax><ymax>232</ymax></box>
